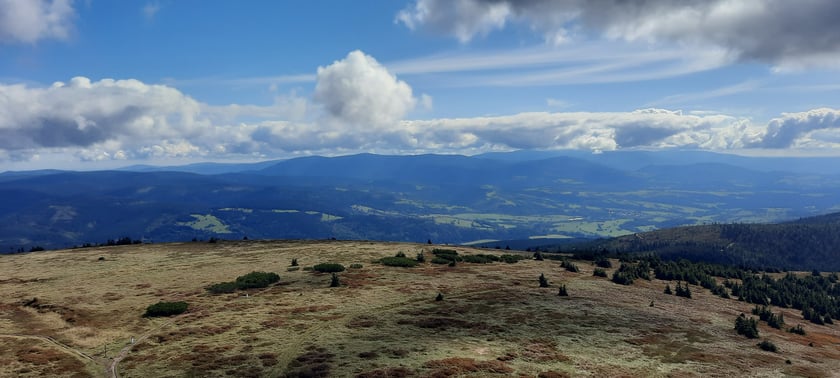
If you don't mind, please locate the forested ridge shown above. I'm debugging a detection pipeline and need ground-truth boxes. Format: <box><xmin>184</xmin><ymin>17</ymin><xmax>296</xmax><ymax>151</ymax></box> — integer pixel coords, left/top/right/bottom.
<box><xmin>584</xmin><ymin>213</ymin><xmax>840</xmax><ymax>271</ymax></box>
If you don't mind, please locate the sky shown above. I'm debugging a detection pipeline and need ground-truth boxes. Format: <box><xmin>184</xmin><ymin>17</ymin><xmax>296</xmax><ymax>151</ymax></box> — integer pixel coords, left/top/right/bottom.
<box><xmin>1</xmin><ymin>0</ymin><xmax>839</xmax><ymax>170</ymax></box>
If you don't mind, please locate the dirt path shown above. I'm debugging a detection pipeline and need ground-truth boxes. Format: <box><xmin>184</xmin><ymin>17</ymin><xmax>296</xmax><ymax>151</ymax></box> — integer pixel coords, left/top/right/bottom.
<box><xmin>107</xmin><ymin>319</ymin><xmax>174</xmax><ymax>378</ymax></box>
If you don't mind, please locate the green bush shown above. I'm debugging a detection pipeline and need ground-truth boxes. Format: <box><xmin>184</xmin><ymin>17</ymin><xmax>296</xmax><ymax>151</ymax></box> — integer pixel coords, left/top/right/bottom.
<box><xmin>499</xmin><ymin>254</ymin><xmax>526</xmax><ymax>264</ymax></box>
<box><xmin>379</xmin><ymin>256</ymin><xmax>419</xmax><ymax>267</ymax></box>
<box><xmin>462</xmin><ymin>254</ymin><xmax>497</xmax><ymax>264</ymax></box>
<box><xmin>788</xmin><ymin>324</ymin><xmax>806</xmax><ymax>335</ymax></box>
<box><xmin>593</xmin><ymin>268</ymin><xmax>608</xmax><ymax>277</ymax></box>
<box><xmin>758</xmin><ymin>340</ymin><xmax>778</xmax><ymax>352</ymax></box>
<box><xmin>595</xmin><ymin>257</ymin><xmax>613</xmax><ymax>268</ymax></box>
<box><xmin>564</xmin><ymin>262</ymin><xmax>580</xmax><ymax>273</ymax></box>
<box><xmin>416</xmin><ymin>252</ymin><xmax>425</xmax><ymax>263</ymax></box>
<box><xmin>350</xmin><ymin>263</ymin><xmax>364</xmax><ymax>269</ymax></box>
<box><xmin>206</xmin><ymin>281</ymin><xmax>237</xmax><ymax>294</ymax></box>
<box><xmin>431</xmin><ymin>257</ymin><xmax>451</xmax><ymax>265</ymax></box>
<box><xmin>313</xmin><ymin>263</ymin><xmax>346</xmax><ymax>273</ymax></box>
<box><xmin>432</xmin><ymin>249</ymin><xmax>461</xmax><ymax>262</ymax></box>
<box><xmin>144</xmin><ymin>301</ymin><xmax>188</xmax><ymax>317</ymax></box>
<box><xmin>235</xmin><ymin>271</ymin><xmax>280</xmax><ymax>289</ymax></box>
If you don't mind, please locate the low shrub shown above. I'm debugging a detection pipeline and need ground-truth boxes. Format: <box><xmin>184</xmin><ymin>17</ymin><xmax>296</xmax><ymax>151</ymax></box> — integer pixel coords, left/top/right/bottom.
<box><xmin>379</xmin><ymin>256</ymin><xmax>419</xmax><ymax>267</ymax></box>
<box><xmin>432</xmin><ymin>249</ymin><xmax>461</xmax><ymax>262</ymax></box>
<box><xmin>144</xmin><ymin>301</ymin><xmax>188</xmax><ymax>317</ymax></box>
<box><xmin>313</xmin><ymin>263</ymin><xmax>346</xmax><ymax>273</ymax></box>
<box><xmin>499</xmin><ymin>254</ymin><xmax>526</xmax><ymax>264</ymax></box>
<box><xmin>235</xmin><ymin>271</ymin><xmax>280</xmax><ymax>289</ymax></box>
<box><xmin>758</xmin><ymin>340</ymin><xmax>778</xmax><ymax>352</ymax></box>
<box><xmin>564</xmin><ymin>262</ymin><xmax>580</xmax><ymax>273</ymax></box>
<box><xmin>431</xmin><ymin>257</ymin><xmax>451</xmax><ymax>265</ymax></box>
<box><xmin>287</xmin><ymin>266</ymin><xmax>300</xmax><ymax>271</ymax></box>
<box><xmin>593</xmin><ymin>268</ymin><xmax>608</xmax><ymax>277</ymax></box>
<box><xmin>789</xmin><ymin>324</ymin><xmax>806</xmax><ymax>335</ymax></box>
<box><xmin>462</xmin><ymin>254</ymin><xmax>498</xmax><ymax>264</ymax></box>
<box><xmin>206</xmin><ymin>281</ymin><xmax>237</xmax><ymax>294</ymax></box>
<box><xmin>350</xmin><ymin>263</ymin><xmax>364</xmax><ymax>269</ymax></box>
<box><xmin>595</xmin><ymin>257</ymin><xmax>613</xmax><ymax>268</ymax></box>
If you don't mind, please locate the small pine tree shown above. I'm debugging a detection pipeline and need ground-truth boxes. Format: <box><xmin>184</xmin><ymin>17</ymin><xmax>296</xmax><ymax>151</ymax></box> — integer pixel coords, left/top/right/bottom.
<box><xmin>539</xmin><ymin>273</ymin><xmax>549</xmax><ymax>288</ymax></box>
<box><xmin>416</xmin><ymin>252</ymin><xmax>425</xmax><ymax>263</ymax></box>
<box><xmin>664</xmin><ymin>284</ymin><xmax>673</xmax><ymax>295</ymax></box>
<box><xmin>291</xmin><ymin>258</ymin><xmax>298</xmax><ymax>267</ymax></box>
<box><xmin>427</xmin><ymin>239</ymin><xmax>432</xmax><ymax>245</ymax></box>
<box><xmin>534</xmin><ymin>251</ymin><xmax>544</xmax><ymax>261</ymax></box>
<box><xmin>735</xmin><ymin>313</ymin><xmax>760</xmax><ymax>339</ymax></box>
<box><xmin>330</xmin><ymin>273</ymin><xmax>340</xmax><ymax>287</ymax></box>
<box><xmin>435</xmin><ymin>292</ymin><xmax>444</xmax><ymax>301</ymax></box>
<box><xmin>558</xmin><ymin>284</ymin><xmax>568</xmax><ymax>296</ymax></box>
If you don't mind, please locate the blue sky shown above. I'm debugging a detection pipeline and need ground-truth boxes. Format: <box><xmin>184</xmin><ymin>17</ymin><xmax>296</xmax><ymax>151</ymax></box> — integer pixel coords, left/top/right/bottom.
<box><xmin>1</xmin><ymin>0</ymin><xmax>839</xmax><ymax>170</ymax></box>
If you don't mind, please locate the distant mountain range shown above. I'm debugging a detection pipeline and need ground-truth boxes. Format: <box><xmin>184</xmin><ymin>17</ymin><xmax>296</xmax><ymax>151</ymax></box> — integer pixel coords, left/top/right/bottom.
<box><xmin>2</xmin><ymin>150</ymin><xmax>840</xmax><ymax>252</ymax></box>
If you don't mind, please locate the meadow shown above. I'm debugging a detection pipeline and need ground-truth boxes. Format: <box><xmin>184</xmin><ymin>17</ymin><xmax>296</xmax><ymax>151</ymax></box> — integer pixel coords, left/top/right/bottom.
<box><xmin>1</xmin><ymin>240</ymin><xmax>838</xmax><ymax>377</ymax></box>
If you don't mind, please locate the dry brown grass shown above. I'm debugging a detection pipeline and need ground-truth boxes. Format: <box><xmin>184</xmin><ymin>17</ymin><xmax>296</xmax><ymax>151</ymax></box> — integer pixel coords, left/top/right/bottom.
<box><xmin>1</xmin><ymin>240</ymin><xmax>840</xmax><ymax>377</ymax></box>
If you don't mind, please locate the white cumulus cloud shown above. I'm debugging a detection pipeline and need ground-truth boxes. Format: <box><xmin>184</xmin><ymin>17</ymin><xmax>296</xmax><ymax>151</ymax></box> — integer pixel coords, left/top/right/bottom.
<box><xmin>0</xmin><ymin>0</ymin><xmax>75</xmax><ymax>44</ymax></box>
<box><xmin>314</xmin><ymin>50</ymin><xmax>417</xmax><ymax>128</ymax></box>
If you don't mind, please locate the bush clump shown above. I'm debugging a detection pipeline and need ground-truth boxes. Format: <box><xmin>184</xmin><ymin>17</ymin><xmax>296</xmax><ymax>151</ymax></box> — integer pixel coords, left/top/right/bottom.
<box><xmin>758</xmin><ymin>340</ymin><xmax>778</xmax><ymax>352</ymax></box>
<box><xmin>144</xmin><ymin>301</ymin><xmax>188</xmax><ymax>317</ymax></box>
<box><xmin>431</xmin><ymin>257</ymin><xmax>452</xmax><ymax>265</ymax></box>
<box><xmin>432</xmin><ymin>249</ymin><xmax>462</xmax><ymax>262</ymax></box>
<box><xmin>499</xmin><ymin>254</ymin><xmax>526</xmax><ymax>264</ymax></box>
<box><xmin>313</xmin><ymin>263</ymin><xmax>346</xmax><ymax>273</ymax></box>
<box><xmin>350</xmin><ymin>263</ymin><xmax>364</xmax><ymax>269</ymax></box>
<box><xmin>462</xmin><ymin>254</ymin><xmax>499</xmax><ymax>264</ymax></box>
<box><xmin>788</xmin><ymin>324</ymin><xmax>806</xmax><ymax>335</ymax></box>
<box><xmin>206</xmin><ymin>281</ymin><xmax>238</xmax><ymax>294</ymax></box>
<box><xmin>593</xmin><ymin>268</ymin><xmax>608</xmax><ymax>277</ymax></box>
<box><xmin>562</xmin><ymin>260</ymin><xmax>580</xmax><ymax>273</ymax></box>
<box><xmin>379</xmin><ymin>256</ymin><xmax>419</xmax><ymax>267</ymax></box>
<box><xmin>235</xmin><ymin>271</ymin><xmax>280</xmax><ymax>289</ymax></box>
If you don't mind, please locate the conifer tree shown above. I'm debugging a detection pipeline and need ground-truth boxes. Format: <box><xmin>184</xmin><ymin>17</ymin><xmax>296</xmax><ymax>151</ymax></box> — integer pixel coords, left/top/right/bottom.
<box><xmin>558</xmin><ymin>285</ymin><xmax>568</xmax><ymax>296</ymax></box>
<box><xmin>539</xmin><ymin>273</ymin><xmax>549</xmax><ymax>288</ymax></box>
